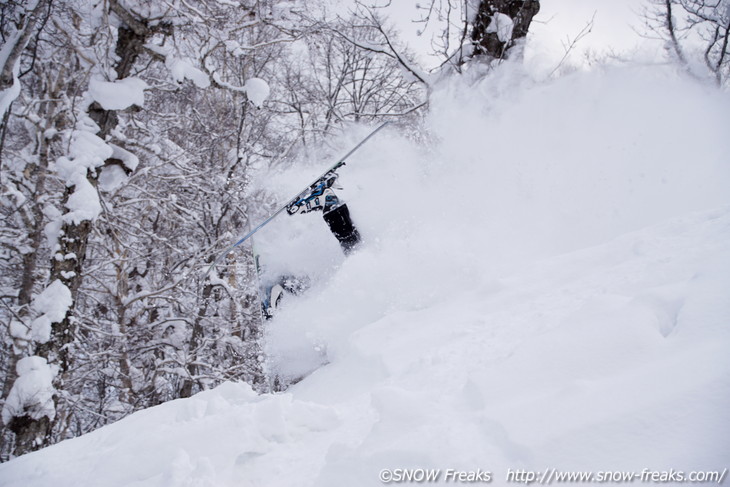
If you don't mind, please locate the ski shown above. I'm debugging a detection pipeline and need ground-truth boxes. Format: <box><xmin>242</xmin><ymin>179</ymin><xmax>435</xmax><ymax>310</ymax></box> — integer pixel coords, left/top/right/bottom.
<box><xmin>205</xmin><ymin>121</ymin><xmax>390</xmax><ymax>277</ymax></box>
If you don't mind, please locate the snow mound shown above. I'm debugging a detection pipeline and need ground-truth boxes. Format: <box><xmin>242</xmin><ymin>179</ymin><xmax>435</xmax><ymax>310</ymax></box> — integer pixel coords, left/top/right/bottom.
<box><xmin>244</xmin><ymin>78</ymin><xmax>271</xmax><ymax>108</ymax></box>
<box><xmin>30</xmin><ymin>280</ymin><xmax>72</xmax><ymax>344</ymax></box>
<box><xmin>1</xmin><ymin>357</ymin><xmax>59</xmax><ymax>425</ymax></box>
<box><xmin>0</xmin><ymin>382</ymin><xmax>341</xmax><ymax>486</ymax></box>
<box><xmin>486</xmin><ymin>13</ymin><xmax>515</xmax><ymax>43</ymax></box>
<box><xmin>166</xmin><ymin>56</ymin><xmax>211</xmax><ymax>89</ymax></box>
<box><xmin>88</xmin><ymin>77</ymin><xmax>147</xmax><ymax>110</ymax></box>
<box><xmin>55</xmin><ymin>130</ymin><xmax>113</xmax><ymax>224</ymax></box>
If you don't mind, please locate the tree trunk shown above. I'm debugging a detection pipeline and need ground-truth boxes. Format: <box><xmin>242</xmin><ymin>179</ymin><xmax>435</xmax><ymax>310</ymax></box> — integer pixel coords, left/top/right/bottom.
<box><xmin>6</xmin><ymin>415</ymin><xmax>51</xmax><ymax>456</ymax></box>
<box><xmin>41</xmin><ymin>20</ymin><xmax>148</xmax><ymax>367</ymax></box>
<box><xmin>11</xmin><ymin>8</ymin><xmax>150</xmax><ymax>458</ymax></box>
<box><xmin>471</xmin><ymin>0</ymin><xmax>540</xmax><ymax>60</ymax></box>
<box><xmin>180</xmin><ymin>284</ymin><xmax>211</xmax><ymax>398</ymax></box>
<box><xmin>3</xmin><ymin>77</ymin><xmax>66</xmax><ymax>457</ymax></box>
<box><xmin>0</xmin><ymin>0</ymin><xmax>50</xmax><ymax>92</ymax></box>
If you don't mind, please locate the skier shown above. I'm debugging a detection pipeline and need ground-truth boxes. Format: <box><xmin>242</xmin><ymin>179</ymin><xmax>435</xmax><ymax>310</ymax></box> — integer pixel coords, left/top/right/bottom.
<box><xmin>285</xmin><ymin>169</ymin><xmax>361</xmax><ymax>254</ymax></box>
<box><xmin>260</xmin><ymin>168</ymin><xmax>361</xmax><ymax>318</ymax></box>
<box><xmin>206</xmin><ymin>122</ymin><xmax>387</xmax><ymax>278</ymax></box>
<box><xmin>207</xmin><ymin>123</ymin><xmax>389</xmax><ymax>318</ymax></box>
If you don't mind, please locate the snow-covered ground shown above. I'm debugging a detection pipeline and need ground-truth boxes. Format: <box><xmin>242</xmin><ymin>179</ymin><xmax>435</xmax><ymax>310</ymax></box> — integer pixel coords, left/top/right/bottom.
<box><xmin>2</xmin><ymin>58</ymin><xmax>730</xmax><ymax>487</ymax></box>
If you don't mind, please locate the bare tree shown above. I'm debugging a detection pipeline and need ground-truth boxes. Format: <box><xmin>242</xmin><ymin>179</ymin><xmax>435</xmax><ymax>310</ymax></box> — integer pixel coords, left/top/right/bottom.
<box><xmin>272</xmin><ymin>18</ymin><xmax>424</xmax><ymax>136</ymax></box>
<box><xmin>0</xmin><ymin>0</ymin><xmax>51</xmax><ymax>98</ymax></box>
<box><xmin>646</xmin><ymin>0</ymin><xmax>730</xmax><ymax>86</ymax></box>
<box><xmin>1</xmin><ymin>0</ymin><xmax>291</xmax><ymax>458</ymax></box>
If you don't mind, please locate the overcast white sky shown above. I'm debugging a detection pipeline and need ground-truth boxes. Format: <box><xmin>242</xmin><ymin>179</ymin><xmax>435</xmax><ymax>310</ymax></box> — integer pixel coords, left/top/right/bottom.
<box><xmin>527</xmin><ymin>0</ymin><xmax>650</xmax><ymax>74</ymax></box>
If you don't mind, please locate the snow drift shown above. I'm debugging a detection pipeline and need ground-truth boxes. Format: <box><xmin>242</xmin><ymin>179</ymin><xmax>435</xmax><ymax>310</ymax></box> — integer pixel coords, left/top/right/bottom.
<box><xmin>1</xmin><ymin>64</ymin><xmax>729</xmax><ymax>486</ymax></box>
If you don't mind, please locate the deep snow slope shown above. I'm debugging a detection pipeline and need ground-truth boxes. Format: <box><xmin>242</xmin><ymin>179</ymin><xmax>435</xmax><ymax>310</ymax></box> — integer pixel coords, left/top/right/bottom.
<box><xmin>1</xmin><ymin>65</ymin><xmax>729</xmax><ymax>487</ymax></box>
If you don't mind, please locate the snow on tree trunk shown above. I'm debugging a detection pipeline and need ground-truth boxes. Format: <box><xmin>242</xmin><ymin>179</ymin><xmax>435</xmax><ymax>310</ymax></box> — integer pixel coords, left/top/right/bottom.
<box><xmin>2</xmin><ymin>357</ymin><xmax>58</xmax><ymax>455</ymax></box>
<box><xmin>471</xmin><ymin>0</ymin><xmax>540</xmax><ymax>60</ymax></box>
<box><xmin>4</xmin><ymin>280</ymin><xmax>71</xmax><ymax>456</ymax></box>
<box><xmin>29</xmin><ymin>280</ymin><xmax>72</xmax><ymax>345</ymax></box>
